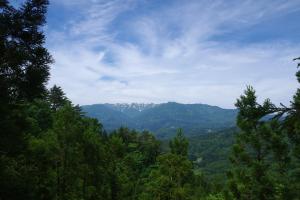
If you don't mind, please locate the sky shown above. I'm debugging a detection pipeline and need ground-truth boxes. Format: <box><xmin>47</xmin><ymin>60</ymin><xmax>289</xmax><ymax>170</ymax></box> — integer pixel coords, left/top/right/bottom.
<box><xmin>13</xmin><ymin>0</ymin><xmax>300</xmax><ymax>108</ymax></box>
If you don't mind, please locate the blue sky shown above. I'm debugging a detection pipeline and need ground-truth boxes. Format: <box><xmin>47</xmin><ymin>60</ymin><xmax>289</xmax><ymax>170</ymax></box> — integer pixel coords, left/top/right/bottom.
<box><xmin>13</xmin><ymin>0</ymin><xmax>300</xmax><ymax>108</ymax></box>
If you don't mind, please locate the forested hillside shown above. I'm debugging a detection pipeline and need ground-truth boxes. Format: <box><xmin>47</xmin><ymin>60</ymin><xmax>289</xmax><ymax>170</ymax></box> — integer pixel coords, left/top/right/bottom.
<box><xmin>189</xmin><ymin>128</ymin><xmax>236</xmax><ymax>180</ymax></box>
<box><xmin>1</xmin><ymin>1</ymin><xmax>300</xmax><ymax>200</ymax></box>
<box><xmin>82</xmin><ymin>102</ymin><xmax>237</xmax><ymax>138</ymax></box>
<box><xmin>160</xmin><ymin>128</ymin><xmax>237</xmax><ymax>184</ymax></box>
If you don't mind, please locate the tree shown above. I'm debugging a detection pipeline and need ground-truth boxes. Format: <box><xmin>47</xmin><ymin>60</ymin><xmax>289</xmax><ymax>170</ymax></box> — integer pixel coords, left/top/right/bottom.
<box><xmin>169</xmin><ymin>128</ymin><xmax>189</xmax><ymax>156</ymax></box>
<box><xmin>106</xmin><ymin>128</ymin><xmax>161</xmax><ymax>200</ymax></box>
<box><xmin>139</xmin><ymin>130</ymin><xmax>196</xmax><ymax>200</ymax></box>
<box><xmin>0</xmin><ymin>0</ymin><xmax>52</xmax><ymax>154</ymax></box>
<box><xmin>0</xmin><ymin>0</ymin><xmax>52</xmax><ymax>103</ymax></box>
<box><xmin>0</xmin><ymin>1</ymin><xmax>52</xmax><ymax>199</ymax></box>
<box><xmin>48</xmin><ymin>85</ymin><xmax>69</xmax><ymax>111</ymax></box>
<box><xmin>226</xmin><ymin>63</ymin><xmax>300</xmax><ymax>199</ymax></box>
<box><xmin>137</xmin><ymin>131</ymin><xmax>160</xmax><ymax>166</ymax></box>
<box><xmin>279</xmin><ymin>57</ymin><xmax>300</xmax><ymax>197</ymax></box>
<box><xmin>227</xmin><ymin>87</ymin><xmax>281</xmax><ymax>199</ymax></box>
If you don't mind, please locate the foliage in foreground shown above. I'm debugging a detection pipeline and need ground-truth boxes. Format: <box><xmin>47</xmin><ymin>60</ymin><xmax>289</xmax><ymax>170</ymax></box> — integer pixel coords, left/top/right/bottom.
<box><xmin>226</xmin><ymin>59</ymin><xmax>300</xmax><ymax>199</ymax></box>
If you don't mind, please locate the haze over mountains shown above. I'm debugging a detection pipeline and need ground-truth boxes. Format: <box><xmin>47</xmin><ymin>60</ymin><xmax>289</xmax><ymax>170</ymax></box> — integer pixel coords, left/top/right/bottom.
<box><xmin>82</xmin><ymin>102</ymin><xmax>237</xmax><ymax>138</ymax></box>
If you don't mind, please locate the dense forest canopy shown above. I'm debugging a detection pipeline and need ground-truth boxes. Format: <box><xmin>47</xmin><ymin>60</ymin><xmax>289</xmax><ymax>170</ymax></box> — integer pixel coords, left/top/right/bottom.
<box><xmin>1</xmin><ymin>1</ymin><xmax>300</xmax><ymax>200</ymax></box>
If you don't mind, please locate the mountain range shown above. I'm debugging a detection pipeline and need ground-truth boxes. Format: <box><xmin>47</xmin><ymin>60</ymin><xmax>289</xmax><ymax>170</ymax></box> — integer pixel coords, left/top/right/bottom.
<box><xmin>81</xmin><ymin>102</ymin><xmax>237</xmax><ymax>138</ymax></box>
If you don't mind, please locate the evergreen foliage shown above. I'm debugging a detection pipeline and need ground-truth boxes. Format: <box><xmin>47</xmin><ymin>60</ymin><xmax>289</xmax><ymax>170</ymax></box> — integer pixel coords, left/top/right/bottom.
<box><xmin>226</xmin><ymin>59</ymin><xmax>300</xmax><ymax>199</ymax></box>
<box><xmin>1</xmin><ymin>1</ymin><xmax>300</xmax><ymax>200</ymax></box>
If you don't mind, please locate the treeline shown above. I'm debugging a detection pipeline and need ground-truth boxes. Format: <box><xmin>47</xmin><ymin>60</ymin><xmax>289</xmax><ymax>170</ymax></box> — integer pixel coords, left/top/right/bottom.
<box><xmin>2</xmin><ymin>85</ymin><xmax>213</xmax><ymax>199</ymax></box>
<box><xmin>1</xmin><ymin>85</ymin><xmax>217</xmax><ymax>199</ymax></box>
<box><xmin>1</xmin><ymin>1</ymin><xmax>300</xmax><ymax>200</ymax></box>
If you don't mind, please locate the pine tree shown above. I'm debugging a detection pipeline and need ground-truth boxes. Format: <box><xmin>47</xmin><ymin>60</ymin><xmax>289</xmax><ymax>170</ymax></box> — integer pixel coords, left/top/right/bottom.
<box><xmin>0</xmin><ymin>0</ymin><xmax>52</xmax><ymax>103</ymax></box>
<box><xmin>169</xmin><ymin>128</ymin><xmax>189</xmax><ymax>156</ymax></box>
<box><xmin>279</xmin><ymin>57</ymin><xmax>300</xmax><ymax>197</ymax></box>
<box><xmin>139</xmin><ymin>130</ymin><xmax>194</xmax><ymax>200</ymax></box>
<box><xmin>227</xmin><ymin>64</ymin><xmax>299</xmax><ymax>199</ymax></box>
<box><xmin>0</xmin><ymin>0</ymin><xmax>52</xmax><ymax>154</ymax></box>
<box><xmin>0</xmin><ymin>1</ymin><xmax>52</xmax><ymax>199</ymax></box>
<box><xmin>48</xmin><ymin>85</ymin><xmax>69</xmax><ymax>111</ymax></box>
<box><xmin>227</xmin><ymin>87</ymin><xmax>278</xmax><ymax>199</ymax></box>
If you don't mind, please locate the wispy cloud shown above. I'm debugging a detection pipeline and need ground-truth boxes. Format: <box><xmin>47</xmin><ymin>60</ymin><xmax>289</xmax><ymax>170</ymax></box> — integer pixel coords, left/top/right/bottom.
<box><xmin>46</xmin><ymin>0</ymin><xmax>300</xmax><ymax>108</ymax></box>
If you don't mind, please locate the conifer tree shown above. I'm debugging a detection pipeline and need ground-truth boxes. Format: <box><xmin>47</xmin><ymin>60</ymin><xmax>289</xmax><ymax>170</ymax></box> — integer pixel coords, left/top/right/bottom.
<box><xmin>139</xmin><ymin>130</ymin><xmax>194</xmax><ymax>200</ymax></box>
<box><xmin>0</xmin><ymin>0</ymin><xmax>52</xmax><ymax>103</ymax></box>
<box><xmin>227</xmin><ymin>87</ymin><xmax>278</xmax><ymax>199</ymax></box>
<box><xmin>48</xmin><ymin>85</ymin><xmax>69</xmax><ymax>111</ymax></box>
<box><xmin>170</xmin><ymin>128</ymin><xmax>189</xmax><ymax>156</ymax></box>
<box><xmin>0</xmin><ymin>0</ymin><xmax>52</xmax><ymax>154</ymax></box>
<box><xmin>280</xmin><ymin>57</ymin><xmax>300</xmax><ymax>197</ymax></box>
<box><xmin>227</xmin><ymin>59</ymin><xmax>300</xmax><ymax>199</ymax></box>
<box><xmin>0</xmin><ymin>1</ymin><xmax>52</xmax><ymax>199</ymax></box>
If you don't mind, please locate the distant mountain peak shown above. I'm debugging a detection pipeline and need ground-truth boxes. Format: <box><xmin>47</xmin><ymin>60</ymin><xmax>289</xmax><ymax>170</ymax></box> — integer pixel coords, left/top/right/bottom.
<box><xmin>105</xmin><ymin>103</ymin><xmax>158</xmax><ymax>113</ymax></box>
<box><xmin>81</xmin><ymin>102</ymin><xmax>237</xmax><ymax>138</ymax></box>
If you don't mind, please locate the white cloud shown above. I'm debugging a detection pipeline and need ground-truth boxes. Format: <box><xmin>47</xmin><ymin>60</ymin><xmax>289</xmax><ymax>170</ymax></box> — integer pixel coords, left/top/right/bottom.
<box><xmin>47</xmin><ymin>0</ymin><xmax>300</xmax><ymax>108</ymax></box>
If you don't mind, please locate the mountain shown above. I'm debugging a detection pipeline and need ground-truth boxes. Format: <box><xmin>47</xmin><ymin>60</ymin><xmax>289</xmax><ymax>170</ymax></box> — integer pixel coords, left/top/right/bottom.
<box><xmin>81</xmin><ymin>102</ymin><xmax>237</xmax><ymax>138</ymax></box>
<box><xmin>81</xmin><ymin>104</ymin><xmax>137</xmax><ymax>131</ymax></box>
<box><xmin>105</xmin><ymin>103</ymin><xmax>157</xmax><ymax>118</ymax></box>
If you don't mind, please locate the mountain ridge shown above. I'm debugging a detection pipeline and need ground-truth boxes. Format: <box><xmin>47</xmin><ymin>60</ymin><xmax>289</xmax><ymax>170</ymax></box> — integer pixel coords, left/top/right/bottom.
<box><xmin>81</xmin><ymin>102</ymin><xmax>237</xmax><ymax>138</ymax></box>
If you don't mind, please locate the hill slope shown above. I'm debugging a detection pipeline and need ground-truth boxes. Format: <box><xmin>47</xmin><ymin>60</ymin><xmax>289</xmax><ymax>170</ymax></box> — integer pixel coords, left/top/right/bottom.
<box><xmin>81</xmin><ymin>102</ymin><xmax>237</xmax><ymax>138</ymax></box>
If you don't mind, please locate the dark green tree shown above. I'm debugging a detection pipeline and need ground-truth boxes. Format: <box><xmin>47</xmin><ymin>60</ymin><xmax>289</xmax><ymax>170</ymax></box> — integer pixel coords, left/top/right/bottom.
<box><xmin>105</xmin><ymin>128</ymin><xmax>161</xmax><ymax>200</ymax></box>
<box><xmin>0</xmin><ymin>0</ymin><xmax>52</xmax><ymax>154</ymax></box>
<box><xmin>0</xmin><ymin>1</ymin><xmax>52</xmax><ymax>199</ymax></box>
<box><xmin>227</xmin><ymin>87</ymin><xmax>285</xmax><ymax>199</ymax></box>
<box><xmin>279</xmin><ymin>57</ymin><xmax>300</xmax><ymax>197</ymax></box>
<box><xmin>169</xmin><ymin>128</ymin><xmax>189</xmax><ymax>156</ymax></box>
<box><xmin>0</xmin><ymin>0</ymin><xmax>52</xmax><ymax>103</ymax></box>
<box><xmin>226</xmin><ymin>60</ymin><xmax>300</xmax><ymax>199</ymax></box>
<box><xmin>139</xmin><ymin>130</ymin><xmax>200</xmax><ymax>200</ymax></box>
<box><xmin>48</xmin><ymin>85</ymin><xmax>69</xmax><ymax>111</ymax></box>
